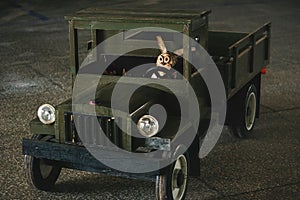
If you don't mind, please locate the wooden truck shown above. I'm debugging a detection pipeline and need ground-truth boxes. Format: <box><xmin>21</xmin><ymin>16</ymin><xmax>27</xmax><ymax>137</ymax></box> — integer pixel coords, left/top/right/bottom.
<box><xmin>22</xmin><ymin>8</ymin><xmax>270</xmax><ymax>200</ymax></box>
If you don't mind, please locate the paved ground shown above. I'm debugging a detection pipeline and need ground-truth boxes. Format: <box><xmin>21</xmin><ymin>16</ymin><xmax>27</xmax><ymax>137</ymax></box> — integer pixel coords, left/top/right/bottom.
<box><xmin>0</xmin><ymin>0</ymin><xmax>299</xmax><ymax>199</ymax></box>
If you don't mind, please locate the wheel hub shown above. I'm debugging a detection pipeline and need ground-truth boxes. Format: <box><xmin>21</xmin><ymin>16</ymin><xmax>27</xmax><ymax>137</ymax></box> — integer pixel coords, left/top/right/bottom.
<box><xmin>245</xmin><ymin>91</ymin><xmax>256</xmax><ymax>131</ymax></box>
<box><xmin>171</xmin><ymin>155</ymin><xmax>188</xmax><ymax>200</ymax></box>
<box><xmin>176</xmin><ymin>170</ymin><xmax>184</xmax><ymax>187</ymax></box>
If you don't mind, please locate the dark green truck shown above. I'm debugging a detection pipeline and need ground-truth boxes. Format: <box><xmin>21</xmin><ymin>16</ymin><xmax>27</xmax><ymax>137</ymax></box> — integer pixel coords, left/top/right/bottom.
<box><xmin>22</xmin><ymin>8</ymin><xmax>270</xmax><ymax>200</ymax></box>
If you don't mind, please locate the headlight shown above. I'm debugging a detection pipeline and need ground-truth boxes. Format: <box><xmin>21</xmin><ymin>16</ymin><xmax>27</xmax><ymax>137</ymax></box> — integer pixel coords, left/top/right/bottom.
<box><xmin>37</xmin><ymin>104</ymin><xmax>56</xmax><ymax>124</ymax></box>
<box><xmin>137</xmin><ymin>115</ymin><xmax>159</xmax><ymax>138</ymax></box>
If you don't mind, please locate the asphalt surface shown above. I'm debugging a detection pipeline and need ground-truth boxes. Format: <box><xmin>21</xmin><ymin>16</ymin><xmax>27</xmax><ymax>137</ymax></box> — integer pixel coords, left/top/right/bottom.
<box><xmin>0</xmin><ymin>0</ymin><xmax>299</xmax><ymax>199</ymax></box>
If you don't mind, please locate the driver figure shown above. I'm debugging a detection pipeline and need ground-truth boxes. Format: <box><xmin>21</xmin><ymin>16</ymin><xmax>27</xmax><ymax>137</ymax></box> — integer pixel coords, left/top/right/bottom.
<box><xmin>151</xmin><ymin>36</ymin><xmax>183</xmax><ymax>79</ymax></box>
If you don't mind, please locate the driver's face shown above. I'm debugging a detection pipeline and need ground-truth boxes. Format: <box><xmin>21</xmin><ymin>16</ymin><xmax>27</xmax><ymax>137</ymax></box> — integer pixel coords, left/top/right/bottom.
<box><xmin>156</xmin><ymin>53</ymin><xmax>176</xmax><ymax>69</ymax></box>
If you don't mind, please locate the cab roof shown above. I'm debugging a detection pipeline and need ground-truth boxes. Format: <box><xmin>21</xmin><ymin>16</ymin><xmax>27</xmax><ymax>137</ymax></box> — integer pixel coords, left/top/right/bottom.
<box><xmin>65</xmin><ymin>8</ymin><xmax>211</xmax><ymax>24</ymax></box>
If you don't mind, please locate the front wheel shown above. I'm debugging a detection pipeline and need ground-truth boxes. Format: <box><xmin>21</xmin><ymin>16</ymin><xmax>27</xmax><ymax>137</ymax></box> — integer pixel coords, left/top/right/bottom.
<box><xmin>156</xmin><ymin>153</ymin><xmax>189</xmax><ymax>200</ymax></box>
<box><xmin>229</xmin><ymin>84</ymin><xmax>258</xmax><ymax>138</ymax></box>
<box><xmin>24</xmin><ymin>135</ymin><xmax>61</xmax><ymax>191</ymax></box>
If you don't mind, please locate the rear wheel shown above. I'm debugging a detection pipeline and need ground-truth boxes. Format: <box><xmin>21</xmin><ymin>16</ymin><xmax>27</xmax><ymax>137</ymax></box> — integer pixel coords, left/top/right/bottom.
<box><xmin>24</xmin><ymin>135</ymin><xmax>61</xmax><ymax>191</ymax></box>
<box><xmin>156</xmin><ymin>153</ymin><xmax>189</xmax><ymax>200</ymax></box>
<box><xmin>229</xmin><ymin>84</ymin><xmax>257</xmax><ymax>138</ymax></box>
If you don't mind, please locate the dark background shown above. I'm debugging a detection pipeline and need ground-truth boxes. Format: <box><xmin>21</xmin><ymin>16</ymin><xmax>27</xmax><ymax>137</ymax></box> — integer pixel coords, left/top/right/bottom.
<box><xmin>0</xmin><ymin>0</ymin><xmax>299</xmax><ymax>199</ymax></box>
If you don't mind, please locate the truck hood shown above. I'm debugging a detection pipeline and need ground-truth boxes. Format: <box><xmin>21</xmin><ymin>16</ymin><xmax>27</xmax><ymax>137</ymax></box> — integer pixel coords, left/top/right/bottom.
<box><xmin>93</xmin><ymin>82</ymin><xmax>164</xmax><ymax>113</ymax></box>
<box><xmin>72</xmin><ymin>75</ymin><xmax>188</xmax><ymax>118</ymax></box>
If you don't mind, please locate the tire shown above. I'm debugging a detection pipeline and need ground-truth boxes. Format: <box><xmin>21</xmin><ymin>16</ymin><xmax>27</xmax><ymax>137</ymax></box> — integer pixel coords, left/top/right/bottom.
<box><xmin>24</xmin><ymin>135</ymin><xmax>61</xmax><ymax>191</ymax></box>
<box><xmin>156</xmin><ymin>153</ymin><xmax>189</xmax><ymax>200</ymax></box>
<box><xmin>229</xmin><ymin>84</ymin><xmax>258</xmax><ymax>138</ymax></box>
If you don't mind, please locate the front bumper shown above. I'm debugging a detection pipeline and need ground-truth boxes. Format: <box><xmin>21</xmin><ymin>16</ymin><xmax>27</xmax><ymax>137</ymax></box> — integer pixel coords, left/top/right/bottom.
<box><xmin>22</xmin><ymin>139</ymin><xmax>164</xmax><ymax>181</ymax></box>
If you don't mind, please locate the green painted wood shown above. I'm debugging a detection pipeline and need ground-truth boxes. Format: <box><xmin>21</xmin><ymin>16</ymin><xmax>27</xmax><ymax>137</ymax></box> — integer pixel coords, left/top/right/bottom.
<box><xmin>228</xmin><ymin>22</ymin><xmax>271</xmax><ymax>94</ymax></box>
<box><xmin>207</xmin><ymin>23</ymin><xmax>270</xmax><ymax>99</ymax></box>
<box><xmin>69</xmin><ymin>21</ymin><xmax>78</xmax><ymax>85</ymax></box>
<box><xmin>30</xmin><ymin>118</ymin><xmax>55</xmax><ymax>135</ymax></box>
<box><xmin>65</xmin><ymin>8</ymin><xmax>210</xmax><ymax>24</ymax></box>
<box><xmin>65</xmin><ymin>9</ymin><xmax>210</xmax><ymax>38</ymax></box>
<box><xmin>208</xmin><ymin>31</ymin><xmax>247</xmax><ymax>57</ymax></box>
<box><xmin>74</xmin><ymin>20</ymin><xmax>186</xmax><ymax>32</ymax></box>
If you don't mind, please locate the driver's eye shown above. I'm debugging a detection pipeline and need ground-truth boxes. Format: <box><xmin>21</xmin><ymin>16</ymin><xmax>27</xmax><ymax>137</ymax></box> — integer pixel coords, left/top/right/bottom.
<box><xmin>164</xmin><ymin>56</ymin><xmax>170</xmax><ymax>63</ymax></box>
<box><xmin>159</xmin><ymin>56</ymin><xmax>163</xmax><ymax>62</ymax></box>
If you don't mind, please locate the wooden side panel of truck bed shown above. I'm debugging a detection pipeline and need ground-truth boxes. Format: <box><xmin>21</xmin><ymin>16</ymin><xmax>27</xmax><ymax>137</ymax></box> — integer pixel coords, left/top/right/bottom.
<box><xmin>209</xmin><ymin>23</ymin><xmax>271</xmax><ymax>99</ymax></box>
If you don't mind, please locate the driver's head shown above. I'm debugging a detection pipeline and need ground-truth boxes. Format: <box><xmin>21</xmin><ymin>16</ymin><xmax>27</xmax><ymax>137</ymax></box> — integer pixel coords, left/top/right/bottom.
<box><xmin>156</xmin><ymin>52</ymin><xmax>178</xmax><ymax>69</ymax></box>
<box><xmin>156</xmin><ymin>35</ymin><xmax>182</xmax><ymax>70</ymax></box>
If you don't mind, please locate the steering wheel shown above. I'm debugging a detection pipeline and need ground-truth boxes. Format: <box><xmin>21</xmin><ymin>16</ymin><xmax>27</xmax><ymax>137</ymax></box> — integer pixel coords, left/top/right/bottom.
<box><xmin>144</xmin><ymin>66</ymin><xmax>175</xmax><ymax>79</ymax></box>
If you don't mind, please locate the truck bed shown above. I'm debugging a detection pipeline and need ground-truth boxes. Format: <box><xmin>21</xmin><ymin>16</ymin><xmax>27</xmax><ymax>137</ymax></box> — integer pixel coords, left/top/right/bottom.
<box><xmin>208</xmin><ymin>23</ymin><xmax>271</xmax><ymax>99</ymax></box>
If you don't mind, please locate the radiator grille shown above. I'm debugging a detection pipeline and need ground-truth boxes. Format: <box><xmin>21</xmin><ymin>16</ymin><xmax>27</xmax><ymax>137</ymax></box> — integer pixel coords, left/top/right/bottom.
<box><xmin>64</xmin><ymin>112</ymin><xmax>123</xmax><ymax>148</ymax></box>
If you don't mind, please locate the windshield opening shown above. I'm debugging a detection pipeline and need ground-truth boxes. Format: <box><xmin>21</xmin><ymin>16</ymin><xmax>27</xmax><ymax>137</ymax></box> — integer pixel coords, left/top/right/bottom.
<box><xmin>75</xmin><ymin>29</ymin><xmax>185</xmax><ymax>80</ymax></box>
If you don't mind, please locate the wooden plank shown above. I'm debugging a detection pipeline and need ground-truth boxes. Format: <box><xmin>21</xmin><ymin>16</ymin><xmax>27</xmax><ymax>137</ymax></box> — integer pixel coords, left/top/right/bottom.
<box><xmin>30</xmin><ymin>118</ymin><xmax>55</xmax><ymax>135</ymax></box>
<box><xmin>69</xmin><ymin>20</ymin><xmax>79</xmax><ymax>84</ymax></box>
<box><xmin>183</xmin><ymin>23</ymin><xmax>191</xmax><ymax>81</ymax></box>
<box><xmin>208</xmin><ymin>31</ymin><xmax>247</xmax><ymax>57</ymax></box>
<box><xmin>230</xmin><ymin>46</ymin><xmax>238</xmax><ymax>89</ymax></box>
<box><xmin>65</xmin><ymin>8</ymin><xmax>209</xmax><ymax>23</ymax></box>
<box><xmin>75</xmin><ymin>8</ymin><xmax>203</xmax><ymax>17</ymax></box>
<box><xmin>22</xmin><ymin>139</ymin><xmax>159</xmax><ymax>181</ymax></box>
<box><xmin>125</xmin><ymin>118</ymin><xmax>132</xmax><ymax>151</ymax></box>
<box><xmin>227</xmin><ymin>23</ymin><xmax>271</xmax><ymax>93</ymax></box>
<box><xmin>91</xmin><ymin>75</ymin><xmax>189</xmax><ymax>96</ymax></box>
<box><xmin>73</xmin><ymin>20</ymin><xmax>184</xmax><ymax>32</ymax></box>
<box><xmin>89</xmin><ymin>28</ymin><xmax>97</xmax><ymax>62</ymax></box>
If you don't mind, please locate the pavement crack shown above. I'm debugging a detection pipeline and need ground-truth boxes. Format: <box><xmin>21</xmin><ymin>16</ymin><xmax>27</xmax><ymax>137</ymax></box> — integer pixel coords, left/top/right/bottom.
<box><xmin>261</xmin><ymin>105</ymin><xmax>300</xmax><ymax>113</ymax></box>
<box><xmin>260</xmin><ymin>105</ymin><xmax>300</xmax><ymax>124</ymax></box>
<box><xmin>261</xmin><ymin>105</ymin><xmax>300</xmax><ymax>124</ymax></box>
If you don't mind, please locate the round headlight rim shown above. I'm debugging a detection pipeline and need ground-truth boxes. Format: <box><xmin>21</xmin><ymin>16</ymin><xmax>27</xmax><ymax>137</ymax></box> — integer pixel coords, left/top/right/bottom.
<box><xmin>137</xmin><ymin>114</ymin><xmax>159</xmax><ymax>138</ymax></box>
<box><xmin>37</xmin><ymin>103</ymin><xmax>56</xmax><ymax>124</ymax></box>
